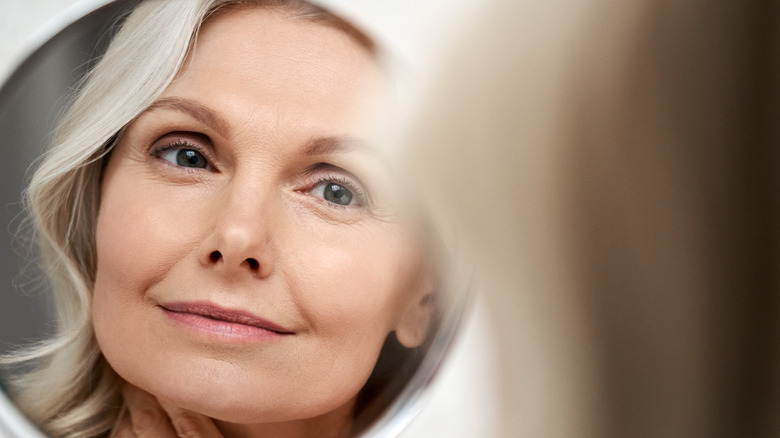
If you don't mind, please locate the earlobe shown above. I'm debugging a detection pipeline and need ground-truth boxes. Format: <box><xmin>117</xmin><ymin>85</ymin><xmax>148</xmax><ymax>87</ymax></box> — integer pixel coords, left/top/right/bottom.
<box><xmin>394</xmin><ymin>292</ymin><xmax>435</xmax><ymax>348</ymax></box>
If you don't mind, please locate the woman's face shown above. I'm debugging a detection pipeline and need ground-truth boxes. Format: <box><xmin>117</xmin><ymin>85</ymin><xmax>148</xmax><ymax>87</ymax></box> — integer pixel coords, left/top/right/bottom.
<box><xmin>92</xmin><ymin>7</ymin><xmax>431</xmax><ymax>431</ymax></box>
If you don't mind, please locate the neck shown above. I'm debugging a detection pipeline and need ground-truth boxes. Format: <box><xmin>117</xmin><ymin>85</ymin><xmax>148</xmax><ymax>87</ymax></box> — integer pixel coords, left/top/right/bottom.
<box><xmin>214</xmin><ymin>401</ymin><xmax>355</xmax><ymax>438</ymax></box>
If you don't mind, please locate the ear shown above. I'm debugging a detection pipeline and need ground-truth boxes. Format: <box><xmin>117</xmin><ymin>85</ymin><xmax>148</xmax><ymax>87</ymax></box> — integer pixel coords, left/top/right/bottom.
<box><xmin>394</xmin><ymin>283</ymin><xmax>435</xmax><ymax>349</ymax></box>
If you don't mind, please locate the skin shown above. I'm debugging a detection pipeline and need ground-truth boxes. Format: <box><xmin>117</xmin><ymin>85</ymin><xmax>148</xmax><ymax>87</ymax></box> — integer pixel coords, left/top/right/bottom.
<box><xmin>93</xmin><ymin>7</ymin><xmax>431</xmax><ymax>438</ymax></box>
<box><xmin>114</xmin><ymin>383</ymin><xmax>225</xmax><ymax>438</ymax></box>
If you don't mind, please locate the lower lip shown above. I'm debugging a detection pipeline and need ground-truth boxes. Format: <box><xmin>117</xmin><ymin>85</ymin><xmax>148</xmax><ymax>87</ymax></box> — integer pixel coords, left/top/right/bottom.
<box><xmin>161</xmin><ymin>308</ymin><xmax>289</xmax><ymax>342</ymax></box>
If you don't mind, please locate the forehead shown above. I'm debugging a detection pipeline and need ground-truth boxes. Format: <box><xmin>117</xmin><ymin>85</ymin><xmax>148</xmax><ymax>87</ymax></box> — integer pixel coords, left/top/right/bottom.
<box><xmin>183</xmin><ymin>6</ymin><xmax>381</xmax><ymax>91</ymax></box>
<box><xmin>158</xmin><ymin>6</ymin><xmax>386</xmax><ymax>138</ymax></box>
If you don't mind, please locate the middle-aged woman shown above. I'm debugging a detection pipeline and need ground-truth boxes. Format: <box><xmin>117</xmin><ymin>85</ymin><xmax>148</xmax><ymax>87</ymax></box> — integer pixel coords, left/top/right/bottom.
<box><xmin>0</xmin><ymin>1</ymin><xmax>444</xmax><ymax>437</ymax></box>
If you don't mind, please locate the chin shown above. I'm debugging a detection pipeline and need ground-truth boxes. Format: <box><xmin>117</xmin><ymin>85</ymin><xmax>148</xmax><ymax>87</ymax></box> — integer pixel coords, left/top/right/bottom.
<box><xmin>127</xmin><ymin>367</ymin><xmax>357</xmax><ymax>426</ymax></box>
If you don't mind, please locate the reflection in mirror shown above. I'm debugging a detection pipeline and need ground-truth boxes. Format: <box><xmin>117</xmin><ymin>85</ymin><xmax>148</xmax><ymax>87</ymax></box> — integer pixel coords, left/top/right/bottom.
<box><xmin>0</xmin><ymin>1</ymin><xmax>466</xmax><ymax>437</ymax></box>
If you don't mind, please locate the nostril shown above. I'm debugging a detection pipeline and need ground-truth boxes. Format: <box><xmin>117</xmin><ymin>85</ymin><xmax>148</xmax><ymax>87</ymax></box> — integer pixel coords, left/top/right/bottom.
<box><xmin>210</xmin><ymin>251</ymin><xmax>222</xmax><ymax>263</ymax></box>
<box><xmin>246</xmin><ymin>258</ymin><xmax>259</xmax><ymax>271</ymax></box>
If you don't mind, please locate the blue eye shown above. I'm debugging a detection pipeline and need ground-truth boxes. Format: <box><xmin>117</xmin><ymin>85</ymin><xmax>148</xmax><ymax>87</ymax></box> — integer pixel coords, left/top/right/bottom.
<box><xmin>310</xmin><ymin>181</ymin><xmax>359</xmax><ymax>206</ymax></box>
<box><xmin>160</xmin><ymin>149</ymin><xmax>209</xmax><ymax>169</ymax></box>
<box><xmin>324</xmin><ymin>183</ymin><xmax>353</xmax><ymax>205</ymax></box>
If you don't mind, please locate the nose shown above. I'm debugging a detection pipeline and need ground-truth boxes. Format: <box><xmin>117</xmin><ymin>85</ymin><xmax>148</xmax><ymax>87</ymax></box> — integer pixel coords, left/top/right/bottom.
<box><xmin>200</xmin><ymin>184</ymin><xmax>276</xmax><ymax>279</ymax></box>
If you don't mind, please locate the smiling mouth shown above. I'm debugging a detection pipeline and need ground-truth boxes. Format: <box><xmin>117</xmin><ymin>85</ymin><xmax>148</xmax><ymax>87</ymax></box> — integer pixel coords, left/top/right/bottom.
<box><xmin>159</xmin><ymin>301</ymin><xmax>294</xmax><ymax>336</ymax></box>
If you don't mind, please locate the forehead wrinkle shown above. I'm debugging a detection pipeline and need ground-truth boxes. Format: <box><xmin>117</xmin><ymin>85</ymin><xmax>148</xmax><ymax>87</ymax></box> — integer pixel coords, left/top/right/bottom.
<box><xmin>145</xmin><ymin>97</ymin><xmax>231</xmax><ymax>138</ymax></box>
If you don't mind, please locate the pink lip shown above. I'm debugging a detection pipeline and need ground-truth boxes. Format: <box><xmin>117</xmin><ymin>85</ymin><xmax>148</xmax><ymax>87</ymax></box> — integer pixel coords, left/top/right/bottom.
<box><xmin>159</xmin><ymin>301</ymin><xmax>294</xmax><ymax>341</ymax></box>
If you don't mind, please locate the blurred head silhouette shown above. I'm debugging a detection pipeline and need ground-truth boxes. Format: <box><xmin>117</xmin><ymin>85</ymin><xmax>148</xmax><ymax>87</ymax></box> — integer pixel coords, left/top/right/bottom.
<box><xmin>405</xmin><ymin>0</ymin><xmax>779</xmax><ymax>436</ymax></box>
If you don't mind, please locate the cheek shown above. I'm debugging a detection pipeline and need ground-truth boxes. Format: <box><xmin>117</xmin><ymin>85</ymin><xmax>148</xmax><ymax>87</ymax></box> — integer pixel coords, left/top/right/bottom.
<box><xmin>92</xmin><ymin>172</ymin><xmax>157</xmax><ymax>371</ymax></box>
<box><xmin>292</xmin><ymin>229</ymin><xmax>419</xmax><ymax>339</ymax></box>
<box><xmin>94</xmin><ymin>192</ymin><xmax>160</xmax><ymax>305</ymax></box>
<box><xmin>292</xmin><ymin>234</ymin><xmax>425</xmax><ymax>406</ymax></box>
<box><xmin>92</xmin><ymin>163</ymin><xmax>201</xmax><ymax>365</ymax></box>
<box><xmin>94</xmin><ymin>161</ymin><xmax>205</xmax><ymax>296</ymax></box>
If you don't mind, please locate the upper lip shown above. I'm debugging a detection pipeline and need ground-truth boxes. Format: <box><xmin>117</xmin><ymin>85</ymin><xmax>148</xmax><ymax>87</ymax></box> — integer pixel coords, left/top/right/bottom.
<box><xmin>159</xmin><ymin>301</ymin><xmax>294</xmax><ymax>335</ymax></box>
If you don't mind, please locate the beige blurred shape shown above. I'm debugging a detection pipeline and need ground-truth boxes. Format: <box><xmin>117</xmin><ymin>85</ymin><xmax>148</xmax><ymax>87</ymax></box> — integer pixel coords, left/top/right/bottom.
<box><xmin>403</xmin><ymin>0</ymin><xmax>780</xmax><ymax>437</ymax></box>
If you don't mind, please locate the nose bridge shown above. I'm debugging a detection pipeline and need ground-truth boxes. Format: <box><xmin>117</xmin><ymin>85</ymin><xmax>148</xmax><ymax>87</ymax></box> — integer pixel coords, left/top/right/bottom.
<box><xmin>208</xmin><ymin>174</ymin><xmax>276</xmax><ymax>278</ymax></box>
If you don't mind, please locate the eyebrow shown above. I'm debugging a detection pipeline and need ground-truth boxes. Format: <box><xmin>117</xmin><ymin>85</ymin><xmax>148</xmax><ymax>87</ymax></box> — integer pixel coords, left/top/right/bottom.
<box><xmin>303</xmin><ymin>136</ymin><xmax>371</xmax><ymax>156</ymax></box>
<box><xmin>145</xmin><ymin>97</ymin><xmax>231</xmax><ymax>137</ymax></box>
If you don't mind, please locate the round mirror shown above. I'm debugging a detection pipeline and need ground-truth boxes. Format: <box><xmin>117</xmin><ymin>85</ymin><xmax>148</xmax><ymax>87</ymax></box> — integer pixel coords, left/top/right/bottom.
<box><xmin>0</xmin><ymin>1</ymin><xmax>468</xmax><ymax>437</ymax></box>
